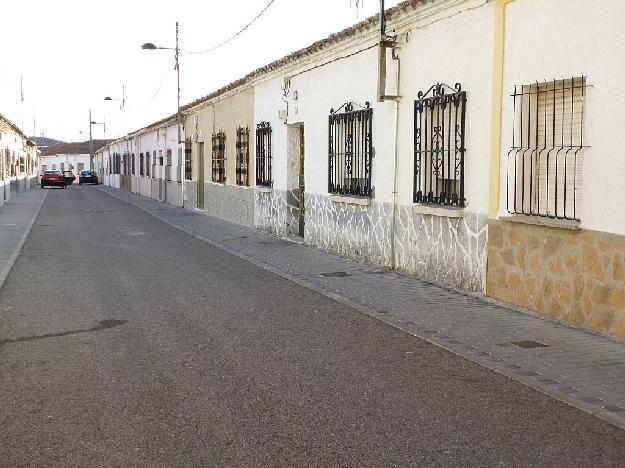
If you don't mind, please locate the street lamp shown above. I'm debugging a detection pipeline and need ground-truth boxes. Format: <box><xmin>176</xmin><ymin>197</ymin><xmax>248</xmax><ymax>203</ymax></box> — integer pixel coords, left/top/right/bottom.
<box><xmin>88</xmin><ymin>109</ymin><xmax>106</xmax><ymax>169</ymax></box>
<box><xmin>142</xmin><ymin>21</ymin><xmax>185</xmax><ymax>207</ymax></box>
<box><xmin>104</xmin><ymin>85</ymin><xmax>126</xmax><ymax>110</ymax></box>
<box><xmin>141</xmin><ymin>21</ymin><xmax>181</xmax><ymax>143</ymax></box>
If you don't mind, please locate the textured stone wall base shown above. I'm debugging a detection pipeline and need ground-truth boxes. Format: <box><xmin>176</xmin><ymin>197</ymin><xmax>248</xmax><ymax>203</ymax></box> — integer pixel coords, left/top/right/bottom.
<box><xmin>184</xmin><ymin>181</ymin><xmax>198</xmax><ymax>210</ymax></box>
<box><xmin>304</xmin><ymin>193</ymin><xmax>487</xmax><ymax>292</ymax></box>
<box><xmin>254</xmin><ymin>188</ymin><xmax>298</xmax><ymax>236</ymax></box>
<box><xmin>487</xmin><ymin>219</ymin><xmax>625</xmax><ymax>339</ymax></box>
<box><xmin>204</xmin><ymin>183</ymin><xmax>254</xmax><ymax>227</ymax></box>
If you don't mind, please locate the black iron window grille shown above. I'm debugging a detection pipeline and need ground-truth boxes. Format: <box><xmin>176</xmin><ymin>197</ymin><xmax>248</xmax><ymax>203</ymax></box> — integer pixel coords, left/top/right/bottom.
<box><xmin>413</xmin><ymin>83</ymin><xmax>466</xmax><ymax>206</ymax></box>
<box><xmin>212</xmin><ymin>131</ymin><xmax>226</xmax><ymax>183</ymax></box>
<box><xmin>236</xmin><ymin>126</ymin><xmax>250</xmax><ymax>186</ymax></box>
<box><xmin>166</xmin><ymin>149</ymin><xmax>172</xmax><ymax>181</ymax></box>
<box><xmin>256</xmin><ymin>121</ymin><xmax>272</xmax><ymax>187</ymax></box>
<box><xmin>131</xmin><ymin>153</ymin><xmax>135</xmax><ymax>175</ymax></box>
<box><xmin>177</xmin><ymin>148</ymin><xmax>182</xmax><ymax>183</ymax></box>
<box><xmin>152</xmin><ymin>151</ymin><xmax>157</xmax><ymax>178</ymax></box>
<box><xmin>146</xmin><ymin>153</ymin><xmax>150</xmax><ymax>177</ymax></box>
<box><xmin>328</xmin><ymin>102</ymin><xmax>373</xmax><ymax>197</ymax></box>
<box><xmin>184</xmin><ymin>139</ymin><xmax>192</xmax><ymax>180</ymax></box>
<box><xmin>139</xmin><ymin>153</ymin><xmax>144</xmax><ymax>176</ymax></box>
<box><xmin>507</xmin><ymin>76</ymin><xmax>588</xmax><ymax>221</ymax></box>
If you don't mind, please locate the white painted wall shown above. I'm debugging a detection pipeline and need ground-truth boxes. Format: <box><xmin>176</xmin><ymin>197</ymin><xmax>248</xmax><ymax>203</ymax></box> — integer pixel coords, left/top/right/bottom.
<box><xmin>39</xmin><ymin>153</ymin><xmax>90</xmax><ymax>174</ymax></box>
<box><xmin>257</xmin><ymin>0</ymin><xmax>494</xmax><ymax>214</ymax></box>
<box><xmin>500</xmin><ymin>0</ymin><xmax>625</xmax><ymax>235</ymax></box>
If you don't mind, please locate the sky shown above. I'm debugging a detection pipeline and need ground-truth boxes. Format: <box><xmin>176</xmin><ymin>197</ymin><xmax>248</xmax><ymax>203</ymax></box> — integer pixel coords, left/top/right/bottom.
<box><xmin>0</xmin><ymin>0</ymin><xmax>401</xmax><ymax>143</ymax></box>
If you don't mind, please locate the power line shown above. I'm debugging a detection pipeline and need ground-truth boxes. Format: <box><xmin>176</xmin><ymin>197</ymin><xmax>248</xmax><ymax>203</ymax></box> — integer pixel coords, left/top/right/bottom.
<box><xmin>186</xmin><ymin>0</ymin><xmax>278</xmax><ymax>54</ymax></box>
<box><xmin>126</xmin><ymin>64</ymin><xmax>173</xmax><ymax>112</ymax></box>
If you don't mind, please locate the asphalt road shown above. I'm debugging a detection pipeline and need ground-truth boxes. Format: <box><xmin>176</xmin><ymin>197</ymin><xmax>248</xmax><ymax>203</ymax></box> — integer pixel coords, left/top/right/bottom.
<box><xmin>1</xmin><ymin>185</ymin><xmax>625</xmax><ymax>467</ymax></box>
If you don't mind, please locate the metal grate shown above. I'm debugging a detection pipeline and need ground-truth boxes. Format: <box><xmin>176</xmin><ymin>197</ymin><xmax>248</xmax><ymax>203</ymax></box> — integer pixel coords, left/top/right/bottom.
<box><xmin>328</xmin><ymin>102</ymin><xmax>373</xmax><ymax>197</ymax></box>
<box><xmin>413</xmin><ymin>83</ymin><xmax>466</xmax><ymax>206</ymax></box>
<box><xmin>236</xmin><ymin>126</ymin><xmax>250</xmax><ymax>186</ymax></box>
<box><xmin>512</xmin><ymin>340</ymin><xmax>548</xmax><ymax>349</ymax></box>
<box><xmin>256</xmin><ymin>121</ymin><xmax>272</xmax><ymax>187</ymax></box>
<box><xmin>507</xmin><ymin>77</ymin><xmax>588</xmax><ymax>221</ymax></box>
<box><xmin>211</xmin><ymin>131</ymin><xmax>226</xmax><ymax>183</ymax></box>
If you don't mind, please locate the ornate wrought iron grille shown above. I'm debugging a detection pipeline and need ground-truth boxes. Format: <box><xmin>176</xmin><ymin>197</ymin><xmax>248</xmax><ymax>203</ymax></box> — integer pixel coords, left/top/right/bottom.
<box><xmin>328</xmin><ymin>102</ymin><xmax>373</xmax><ymax>197</ymax></box>
<box><xmin>506</xmin><ymin>77</ymin><xmax>587</xmax><ymax>221</ymax></box>
<box><xmin>211</xmin><ymin>131</ymin><xmax>226</xmax><ymax>183</ymax></box>
<box><xmin>256</xmin><ymin>121</ymin><xmax>272</xmax><ymax>187</ymax></box>
<box><xmin>184</xmin><ymin>140</ymin><xmax>192</xmax><ymax>180</ymax></box>
<box><xmin>236</xmin><ymin>126</ymin><xmax>250</xmax><ymax>186</ymax></box>
<box><xmin>413</xmin><ymin>83</ymin><xmax>466</xmax><ymax>206</ymax></box>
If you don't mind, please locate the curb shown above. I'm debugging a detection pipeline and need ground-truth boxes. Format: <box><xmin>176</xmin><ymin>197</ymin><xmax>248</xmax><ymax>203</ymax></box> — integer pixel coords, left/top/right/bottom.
<box><xmin>96</xmin><ymin>186</ymin><xmax>625</xmax><ymax>431</ymax></box>
<box><xmin>0</xmin><ymin>190</ymin><xmax>47</xmax><ymax>292</ymax></box>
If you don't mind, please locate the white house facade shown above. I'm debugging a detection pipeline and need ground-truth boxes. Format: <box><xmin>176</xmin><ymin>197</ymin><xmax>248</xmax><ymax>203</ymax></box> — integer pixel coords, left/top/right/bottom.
<box><xmin>98</xmin><ymin>0</ymin><xmax>625</xmax><ymax>340</ymax></box>
<box><xmin>0</xmin><ymin>112</ymin><xmax>39</xmax><ymax>204</ymax></box>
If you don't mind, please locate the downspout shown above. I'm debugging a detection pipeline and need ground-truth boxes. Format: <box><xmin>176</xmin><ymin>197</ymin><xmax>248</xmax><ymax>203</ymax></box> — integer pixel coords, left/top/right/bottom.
<box><xmin>389</xmin><ymin>48</ymin><xmax>401</xmax><ymax>271</ymax></box>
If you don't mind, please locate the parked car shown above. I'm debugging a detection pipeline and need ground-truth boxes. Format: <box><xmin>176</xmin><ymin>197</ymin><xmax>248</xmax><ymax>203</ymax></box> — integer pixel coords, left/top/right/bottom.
<box><xmin>79</xmin><ymin>169</ymin><xmax>98</xmax><ymax>185</ymax></box>
<box><xmin>63</xmin><ymin>170</ymin><xmax>76</xmax><ymax>185</ymax></box>
<box><xmin>41</xmin><ymin>170</ymin><xmax>66</xmax><ymax>189</ymax></box>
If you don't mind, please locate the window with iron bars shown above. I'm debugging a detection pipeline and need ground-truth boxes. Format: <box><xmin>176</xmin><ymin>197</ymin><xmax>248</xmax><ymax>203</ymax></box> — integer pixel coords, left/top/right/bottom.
<box><xmin>236</xmin><ymin>126</ymin><xmax>250</xmax><ymax>186</ymax></box>
<box><xmin>139</xmin><ymin>153</ymin><xmax>144</xmax><ymax>176</ymax></box>
<box><xmin>146</xmin><ymin>152</ymin><xmax>150</xmax><ymax>177</ymax></box>
<box><xmin>328</xmin><ymin>102</ymin><xmax>373</xmax><ymax>197</ymax></box>
<box><xmin>184</xmin><ymin>139</ymin><xmax>192</xmax><ymax>180</ymax></box>
<box><xmin>414</xmin><ymin>83</ymin><xmax>467</xmax><ymax>206</ymax></box>
<box><xmin>506</xmin><ymin>76</ymin><xmax>587</xmax><ymax>221</ymax></box>
<box><xmin>212</xmin><ymin>132</ymin><xmax>226</xmax><ymax>183</ymax></box>
<box><xmin>177</xmin><ymin>147</ymin><xmax>182</xmax><ymax>183</ymax></box>
<box><xmin>166</xmin><ymin>149</ymin><xmax>172</xmax><ymax>181</ymax></box>
<box><xmin>131</xmin><ymin>153</ymin><xmax>135</xmax><ymax>175</ymax></box>
<box><xmin>256</xmin><ymin>122</ymin><xmax>272</xmax><ymax>187</ymax></box>
<box><xmin>152</xmin><ymin>150</ymin><xmax>157</xmax><ymax>178</ymax></box>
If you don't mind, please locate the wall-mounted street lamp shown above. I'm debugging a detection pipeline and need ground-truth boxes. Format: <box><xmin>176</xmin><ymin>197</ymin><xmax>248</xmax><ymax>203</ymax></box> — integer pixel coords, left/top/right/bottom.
<box><xmin>141</xmin><ymin>21</ymin><xmax>182</xmax><ymax>144</ymax></box>
<box><xmin>104</xmin><ymin>85</ymin><xmax>126</xmax><ymax>110</ymax></box>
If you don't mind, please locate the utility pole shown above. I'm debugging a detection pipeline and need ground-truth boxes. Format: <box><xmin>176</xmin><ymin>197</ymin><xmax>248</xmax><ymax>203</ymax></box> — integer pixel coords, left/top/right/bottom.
<box><xmin>89</xmin><ymin>109</ymin><xmax>94</xmax><ymax>170</ymax></box>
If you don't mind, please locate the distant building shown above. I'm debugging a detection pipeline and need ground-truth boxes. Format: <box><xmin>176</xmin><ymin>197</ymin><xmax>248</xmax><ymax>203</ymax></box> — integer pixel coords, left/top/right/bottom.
<box><xmin>39</xmin><ymin>140</ymin><xmax>113</xmax><ymax>174</ymax></box>
<box><xmin>1</xmin><ymin>112</ymin><xmax>39</xmax><ymax>204</ymax></box>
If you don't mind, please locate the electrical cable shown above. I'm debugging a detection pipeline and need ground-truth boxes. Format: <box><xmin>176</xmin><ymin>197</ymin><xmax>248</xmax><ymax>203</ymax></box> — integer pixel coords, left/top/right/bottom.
<box><xmin>125</xmin><ymin>63</ymin><xmax>174</xmax><ymax>112</ymax></box>
<box><xmin>186</xmin><ymin>0</ymin><xmax>278</xmax><ymax>54</ymax></box>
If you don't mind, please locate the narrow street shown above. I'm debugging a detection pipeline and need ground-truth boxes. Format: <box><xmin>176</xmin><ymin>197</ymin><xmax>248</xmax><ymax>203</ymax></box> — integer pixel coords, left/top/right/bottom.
<box><xmin>1</xmin><ymin>185</ymin><xmax>625</xmax><ymax>467</ymax></box>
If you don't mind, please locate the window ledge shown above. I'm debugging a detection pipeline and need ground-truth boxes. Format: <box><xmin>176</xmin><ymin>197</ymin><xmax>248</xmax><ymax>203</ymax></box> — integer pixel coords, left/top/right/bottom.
<box><xmin>499</xmin><ymin>214</ymin><xmax>581</xmax><ymax>231</ymax></box>
<box><xmin>256</xmin><ymin>186</ymin><xmax>273</xmax><ymax>193</ymax></box>
<box><xmin>412</xmin><ymin>203</ymin><xmax>465</xmax><ymax>218</ymax></box>
<box><xmin>330</xmin><ymin>194</ymin><xmax>372</xmax><ymax>206</ymax></box>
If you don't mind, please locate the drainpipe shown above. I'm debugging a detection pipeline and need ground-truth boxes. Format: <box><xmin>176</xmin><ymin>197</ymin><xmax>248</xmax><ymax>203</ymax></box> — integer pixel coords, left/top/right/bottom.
<box><xmin>389</xmin><ymin>48</ymin><xmax>401</xmax><ymax>271</ymax></box>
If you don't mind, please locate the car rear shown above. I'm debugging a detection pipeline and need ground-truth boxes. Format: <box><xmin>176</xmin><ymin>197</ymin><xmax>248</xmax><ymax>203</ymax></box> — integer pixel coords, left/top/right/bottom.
<box><xmin>41</xmin><ymin>170</ymin><xmax>66</xmax><ymax>188</ymax></box>
<box><xmin>79</xmin><ymin>170</ymin><xmax>98</xmax><ymax>185</ymax></box>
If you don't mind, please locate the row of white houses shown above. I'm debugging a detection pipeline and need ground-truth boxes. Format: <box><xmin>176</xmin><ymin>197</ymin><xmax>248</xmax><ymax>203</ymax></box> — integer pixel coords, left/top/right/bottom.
<box><xmin>0</xmin><ymin>112</ymin><xmax>39</xmax><ymax>204</ymax></box>
<box><xmin>96</xmin><ymin>0</ymin><xmax>625</xmax><ymax>340</ymax></box>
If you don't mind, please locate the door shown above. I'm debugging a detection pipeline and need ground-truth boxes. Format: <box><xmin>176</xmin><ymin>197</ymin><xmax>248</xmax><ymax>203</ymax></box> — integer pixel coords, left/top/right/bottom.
<box><xmin>197</xmin><ymin>142</ymin><xmax>205</xmax><ymax>209</ymax></box>
<box><xmin>298</xmin><ymin>125</ymin><xmax>305</xmax><ymax>237</ymax></box>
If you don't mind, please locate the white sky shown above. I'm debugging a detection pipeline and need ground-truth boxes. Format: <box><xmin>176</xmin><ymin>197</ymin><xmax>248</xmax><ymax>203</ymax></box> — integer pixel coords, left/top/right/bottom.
<box><xmin>0</xmin><ymin>0</ymin><xmax>401</xmax><ymax>142</ymax></box>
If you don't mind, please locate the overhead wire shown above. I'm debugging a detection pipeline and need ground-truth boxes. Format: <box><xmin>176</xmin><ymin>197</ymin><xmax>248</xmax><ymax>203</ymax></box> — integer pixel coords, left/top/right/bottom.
<box><xmin>185</xmin><ymin>0</ymin><xmax>278</xmax><ymax>54</ymax></box>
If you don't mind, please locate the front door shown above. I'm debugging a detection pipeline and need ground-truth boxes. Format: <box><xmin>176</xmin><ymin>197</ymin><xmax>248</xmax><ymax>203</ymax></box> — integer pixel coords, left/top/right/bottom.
<box><xmin>298</xmin><ymin>126</ymin><xmax>305</xmax><ymax>237</ymax></box>
<box><xmin>197</xmin><ymin>142</ymin><xmax>205</xmax><ymax>210</ymax></box>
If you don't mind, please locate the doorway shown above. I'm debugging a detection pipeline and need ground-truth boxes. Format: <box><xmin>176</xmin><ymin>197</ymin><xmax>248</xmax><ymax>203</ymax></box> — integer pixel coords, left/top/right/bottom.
<box><xmin>298</xmin><ymin>125</ymin><xmax>305</xmax><ymax>237</ymax></box>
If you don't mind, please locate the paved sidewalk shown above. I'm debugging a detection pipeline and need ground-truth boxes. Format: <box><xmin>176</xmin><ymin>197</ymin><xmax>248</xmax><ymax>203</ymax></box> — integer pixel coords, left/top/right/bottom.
<box><xmin>0</xmin><ymin>188</ymin><xmax>47</xmax><ymax>289</ymax></box>
<box><xmin>97</xmin><ymin>185</ymin><xmax>625</xmax><ymax>429</ymax></box>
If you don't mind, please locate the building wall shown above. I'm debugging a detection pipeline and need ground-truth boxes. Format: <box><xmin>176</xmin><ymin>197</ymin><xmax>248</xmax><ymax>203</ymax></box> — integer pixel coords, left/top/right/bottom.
<box><xmin>39</xmin><ymin>153</ymin><xmax>90</xmax><ymax>174</ymax></box>
<box><xmin>185</xmin><ymin>86</ymin><xmax>255</xmax><ymax>223</ymax></box>
<box><xmin>487</xmin><ymin>0</ymin><xmax>625</xmax><ymax>338</ymax></box>
<box><xmin>254</xmin><ymin>0</ymin><xmax>494</xmax><ymax>291</ymax></box>
<box><xmin>1</xmin><ymin>118</ymin><xmax>39</xmax><ymax>204</ymax></box>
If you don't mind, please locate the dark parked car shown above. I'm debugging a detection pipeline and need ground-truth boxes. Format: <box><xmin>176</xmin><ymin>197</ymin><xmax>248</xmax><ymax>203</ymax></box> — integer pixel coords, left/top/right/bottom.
<box><xmin>79</xmin><ymin>169</ymin><xmax>98</xmax><ymax>185</ymax></box>
<box><xmin>63</xmin><ymin>170</ymin><xmax>76</xmax><ymax>185</ymax></box>
<box><xmin>41</xmin><ymin>170</ymin><xmax>66</xmax><ymax>189</ymax></box>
